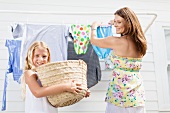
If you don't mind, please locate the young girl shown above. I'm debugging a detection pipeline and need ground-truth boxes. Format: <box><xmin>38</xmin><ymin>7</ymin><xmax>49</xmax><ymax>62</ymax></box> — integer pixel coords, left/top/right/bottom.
<box><xmin>21</xmin><ymin>41</ymin><xmax>88</xmax><ymax>113</ymax></box>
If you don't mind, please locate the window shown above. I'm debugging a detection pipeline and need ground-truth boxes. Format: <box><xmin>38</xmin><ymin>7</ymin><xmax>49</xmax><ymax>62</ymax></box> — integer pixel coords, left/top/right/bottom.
<box><xmin>152</xmin><ymin>22</ymin><xmax>170</xmax><ymax>111</ymax></box>
<box><xmin>168</xmin><ymin>66</ymin><xmax>170</xmax><ymax>94</ymax></box>
<box><xmin>164</xmin><ymin>29</ymin><xmax>170</xmax><ymax>95</ymax></box>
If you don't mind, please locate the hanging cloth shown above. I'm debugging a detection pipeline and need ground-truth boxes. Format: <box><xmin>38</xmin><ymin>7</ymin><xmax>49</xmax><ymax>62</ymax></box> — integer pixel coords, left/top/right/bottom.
<box><xmin>92</xmin><ymin>25</ymin><xmax>113</xmax><ymax>59</ymax></box>
<box><xmin>67</xmin><ymin>38</ymin><xmax>101</xmax><ymax>88</ymax></box>
<box><xmin>1</xmin><ymin>40</ymin><xmax>23</xmax><ymax>111</ymax></box>
<box><xmin>21</xmin><ymin>24</ymin><xmax>69</xmax><ymax>68</ymax></box>
<box><xmin>70</xmin><ymin>24</ymin><xmax>91</xmax><ymax>54</ymax></box>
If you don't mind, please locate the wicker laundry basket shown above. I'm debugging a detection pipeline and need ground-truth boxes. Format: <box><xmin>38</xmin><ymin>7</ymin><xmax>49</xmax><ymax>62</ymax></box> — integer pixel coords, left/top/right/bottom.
<box><xmin>35</xmin><ymin>60</ymin><xmax>87</xmax><ymax>107</ymax></box>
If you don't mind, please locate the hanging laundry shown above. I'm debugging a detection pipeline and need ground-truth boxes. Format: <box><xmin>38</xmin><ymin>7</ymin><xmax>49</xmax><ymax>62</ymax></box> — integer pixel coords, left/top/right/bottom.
<box><xmin>105</xmin><ymin>49</ymin><xmax>115</xmax><ymax>70</ymax></box>
<box><xmin>92</xmin><ymin>25</ymin><xmax>113</xmax><ymax>59</ymax></box>
<box><xmin>2</xmin><ymin>40</ymin><xmax>23</xmax><ymax>111</ymax></box>
<box><xmin>11</xmin><ymin>23</ymin><xmax>24</xmax><ymax>39</ymax></box>
<box><xmin>21</xmin><ymin>24</ymin><xmax>70</xmax><ymax>68</ymax></box>
<box><xmin>70</xmin><ymin>24</ymin><xmax>91</xmax><ymax>54</ymax></box>
<box><xmin>67</xmin><ymin>39</ymin><xmax>101</xmax><ymax>88</ymax></box>
<box><xmin>5</xmin><ymin>40</ymin><xmax>23</xmax><ymax>82</ymax></box>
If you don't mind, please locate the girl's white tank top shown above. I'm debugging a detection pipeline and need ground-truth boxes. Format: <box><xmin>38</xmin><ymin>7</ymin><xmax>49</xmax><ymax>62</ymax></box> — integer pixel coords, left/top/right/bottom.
<box><xmin>25</xmin><ymin>84</ymin><xmax>58</xmax><ymax>113</ymax></box>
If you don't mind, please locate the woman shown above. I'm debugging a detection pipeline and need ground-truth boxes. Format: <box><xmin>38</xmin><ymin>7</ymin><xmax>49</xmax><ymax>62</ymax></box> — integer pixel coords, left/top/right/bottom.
<box><xmin>90</xmin><ymin>7</ymin><xmax>147</xmax><ymax>113</ymax></box>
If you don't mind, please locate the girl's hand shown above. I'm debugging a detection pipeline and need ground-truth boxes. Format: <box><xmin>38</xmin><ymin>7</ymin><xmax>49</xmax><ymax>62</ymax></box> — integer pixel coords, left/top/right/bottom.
<box><xmin>85</xmin><ymin>89</ymin><xmax>90</xmax><ymax>98</ymax></box>
<box><xmin>65</xmin><ymin>80</ymin><xmax>82</xmax><ymax>95</ymax></box>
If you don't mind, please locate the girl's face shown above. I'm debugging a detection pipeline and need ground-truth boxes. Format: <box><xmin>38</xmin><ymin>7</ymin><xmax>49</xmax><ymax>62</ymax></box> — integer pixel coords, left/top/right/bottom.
<box><xmin>113</xmin><ymin>14</ymin><xmax>126</xmax><ymax>34</ymax></box>
<box><xmin>32</xmin><ymin>47</ymin><xmax>49</xmax><ymax>67</ymax></box>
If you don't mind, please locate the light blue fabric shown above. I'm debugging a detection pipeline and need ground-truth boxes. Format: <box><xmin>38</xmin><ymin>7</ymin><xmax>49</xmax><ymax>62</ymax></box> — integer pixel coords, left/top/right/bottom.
<box><xmin>2</xmin><ymin>40</ymin><xmax>23</xmax><ymax>111</ymax></box>
<box><xmin>21</xmin><ymin>24</ymin><xmax>69</xmax><ymax>68</ymax></box>
<box><xmin>5</xmin><ymin>40</ymin><xmax>23</xmax><ymax>82</ymax></box>
<box><xmin>1</xmin><ymin>72</ymin><xmax>8</xmax><ymax>111</ymax></box>
<box><xmin>92</xmin><ymin>26</ymin><xmax>113</xmax><ymax>59</ymax></box>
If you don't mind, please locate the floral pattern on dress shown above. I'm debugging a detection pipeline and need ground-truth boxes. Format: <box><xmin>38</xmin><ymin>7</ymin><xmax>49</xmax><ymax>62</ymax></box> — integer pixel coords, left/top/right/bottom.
<box><xmin>105</xmin><ymin>52</ymin><xmax>145</xmax><ymax>107</ymax></box>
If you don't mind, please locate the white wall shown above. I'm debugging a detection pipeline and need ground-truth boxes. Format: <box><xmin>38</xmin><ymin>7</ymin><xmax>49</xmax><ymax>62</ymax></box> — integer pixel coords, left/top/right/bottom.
<box><xmin>0</xmin><ymin>0</ymin><xmax>170</xmax><ymax>113</ymax></box>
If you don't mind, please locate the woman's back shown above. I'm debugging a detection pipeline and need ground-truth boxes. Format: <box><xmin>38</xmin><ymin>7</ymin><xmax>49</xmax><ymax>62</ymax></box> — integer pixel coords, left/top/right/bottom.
<box><xmin>112</xmin><ymin>35</ymin><xmax>142</xmax><ymax>59</ymax></box>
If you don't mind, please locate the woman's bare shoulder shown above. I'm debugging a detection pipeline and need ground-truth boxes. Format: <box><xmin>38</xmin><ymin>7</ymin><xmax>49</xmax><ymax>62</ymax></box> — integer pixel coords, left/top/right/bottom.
<box><xmin>110</xmin><ymin>36</ymin><xmax>125</xmax><ymax>46</ymax></box>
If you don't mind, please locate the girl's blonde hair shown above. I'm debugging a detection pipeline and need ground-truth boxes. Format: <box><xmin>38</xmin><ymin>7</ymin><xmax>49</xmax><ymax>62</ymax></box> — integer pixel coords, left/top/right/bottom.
<box><xmin>20</xmin><ymin>41</ymin><xmax>51</xmax><ymax>100</ymax></box>
<box><xmin>114</xmin><ymin>7</ymin><xmax>147</xmax><ymax>56</ymax></box>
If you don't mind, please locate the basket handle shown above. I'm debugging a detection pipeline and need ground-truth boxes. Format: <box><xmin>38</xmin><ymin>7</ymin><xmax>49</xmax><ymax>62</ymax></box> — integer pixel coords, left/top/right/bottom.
<box><xmin>79</xmin><ymin>59</ymin><xmax>84</xmax><ymax>65</ymax></box>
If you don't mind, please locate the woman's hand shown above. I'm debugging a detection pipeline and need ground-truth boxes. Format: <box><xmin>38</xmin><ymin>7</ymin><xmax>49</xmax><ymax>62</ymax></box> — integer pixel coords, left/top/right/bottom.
<box><xmin>65</xmin><ymin>80</ymin><xmax>82</xmax><ymax>95</ymax></box>
<box><xmin>91</xmin><ymin>21</ymin><xmax>102</xmax><ymax>29</ymax></box>
<box><xmin>108</xmin><ymin>20</ymin><xmax>114</xmax><ymax>25</ymax></box>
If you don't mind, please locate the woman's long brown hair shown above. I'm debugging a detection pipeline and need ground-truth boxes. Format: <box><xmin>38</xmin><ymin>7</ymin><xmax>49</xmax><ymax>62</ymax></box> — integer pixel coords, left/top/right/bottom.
<box><xmin>114</xmin><ymin>7</ymin><xmax>147</xmax><ymax>56</ymax></box>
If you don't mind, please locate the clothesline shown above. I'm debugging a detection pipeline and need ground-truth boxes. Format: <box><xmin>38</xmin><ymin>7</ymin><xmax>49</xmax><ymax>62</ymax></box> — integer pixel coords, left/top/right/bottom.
<box><xmin>0</xmin><ymin>10</ymin><xmax>157</xmax><ymax>33</ymax></box>
<box><xmin>0</xmin><ymin>10</ymin><xmax>156</xmax><ymax>15</ymax></box>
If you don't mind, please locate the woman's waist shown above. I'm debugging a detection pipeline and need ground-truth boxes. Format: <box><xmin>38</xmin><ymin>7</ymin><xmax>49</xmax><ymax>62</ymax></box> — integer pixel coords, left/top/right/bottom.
<box><xmin>113</xmin><ymin>67</ymin><xmax>140</xmax><ymax>72</ymax></box>
<box><xmin>112</xmin><ymin>69</ymin><xmax>143</xmax><ymax>80</ymax></box>
<box><xmin>109</xmin><ymin>80</ymin><xmax>144</xmax><ymax>90</ymax></box>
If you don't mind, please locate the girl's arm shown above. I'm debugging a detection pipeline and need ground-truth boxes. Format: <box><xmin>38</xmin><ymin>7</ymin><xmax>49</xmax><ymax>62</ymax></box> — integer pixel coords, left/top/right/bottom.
<box><xmin>24</xmin><ymin>70</ymin><xmax>82</xmax><ymax>98</ymax></box>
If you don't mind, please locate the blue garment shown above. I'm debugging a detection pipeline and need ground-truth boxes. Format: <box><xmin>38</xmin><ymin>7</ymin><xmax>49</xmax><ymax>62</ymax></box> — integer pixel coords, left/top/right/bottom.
<box><xmin>92</xmin><ymin>26</ymin><xmax>113</xmax><ymax>59</ymax></box>
<box><xmin>2</xmin><ymin>40</ymin><xmax>23</xmax><ymax>111</ymax></box>
<box><xmin>5</xmin><ymin>40</ymin><xmax>23</xmax><ymax>81</ymax></box>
